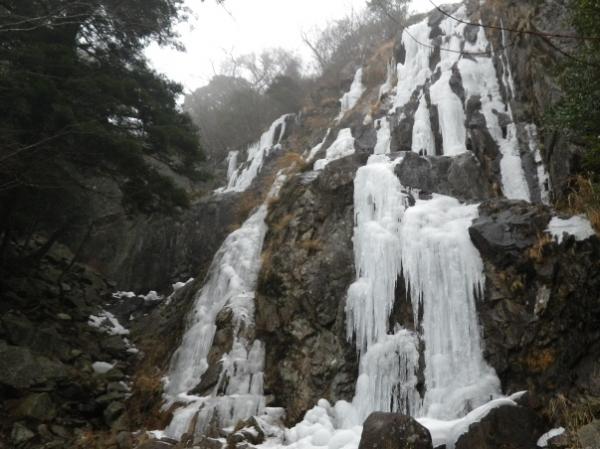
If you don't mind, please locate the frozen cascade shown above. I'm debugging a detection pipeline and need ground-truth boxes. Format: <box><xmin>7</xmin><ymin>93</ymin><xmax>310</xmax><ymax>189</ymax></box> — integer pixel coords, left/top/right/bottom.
<box><xmin>412</xmin><ymin>95</ymin><xmax>435</xmax><ymax>155</ymax></box>
<box><xmin>337</xmin><ymin>68</ymin><xmax>366</xmax><ymax>121</ymax></box>
<box><xmin>313</xmin><ymin>128</ymin><xmax>355</xmax><ymax>170</ymax></box>
<box><xmin>457</xmin><ymin>23</ymin><xmax>531</xmax><ymax>200</ymax></box>
<box><xmin>164</xmin><ymin>175</ymin><xmax>286</xmax><ymax>439</ymax></box>
<box><xmin>346</xmin><ymin>155</ymin><xmax>410</xmax><ymax>353</ymax></box>
<box><xmin>225</xmin><ymin>150</ymin><xmax>239</xmax><ymax>185</ymax></box>
<box><xmin>373</xmin><ymin>118</ymin><xmax>391</xmax><ymax>155</ymax></box>
<box><xmin>393</xmin><ymin>20</ymin><xmax>432</xmax><ymax>111</ymax></box>
<box><xmin>353</xmin><ymin>329</ymin><xmax>422</xmax><ymax>419</ymax></box>
<box><xmin>224</xmin><ymin>114</ymin><xmax>292</xmax><ymax>192</ymax></box>
<box><xmin>399</xmin><ymin>195</ymin><xmax>501</xmax><ymax>419</ymax></box>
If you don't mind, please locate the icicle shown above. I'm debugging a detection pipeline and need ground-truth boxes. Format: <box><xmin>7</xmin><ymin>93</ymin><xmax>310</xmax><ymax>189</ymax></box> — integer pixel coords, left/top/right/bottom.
<box><xmin>399</xmin><ymin>195</ymin><xmax>500</xmax><ymax>419</ymax></box>
<box><xmin>374</xmin><ymin>118</ymin><xmax>391</xmax><ymax>155</ymax></box>
<box><xmin>346</xmin><ymin>154</ymin><xmax>409</xmax><ymax>353</ymax></box>
<box><xmin>412</xmin><ymin>95</ymin><xmax>435</xmax><ymax>155</ymax></box>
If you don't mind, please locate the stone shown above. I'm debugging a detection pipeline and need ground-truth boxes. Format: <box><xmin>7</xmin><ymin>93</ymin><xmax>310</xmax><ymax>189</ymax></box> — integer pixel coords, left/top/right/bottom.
<box><xmin>116</xmin><ymin>431</ymin><xmax>133</xmax><ymax>449</ymax></box>
<box><xmin>11</xmin><ymin>422</ymin><xmax>35</xmax><ymax>445</ymax></box>
<box><xmin>577</xmin><ymin>419</ymin><xmax>600</xmax><ymax>449</ymax></box>
<box><xmin>358</xmin><ymin>412</ymin><xmax>433</xmax><ymax>449</ymax></box>
<box><xmin>16</xmin><ymin>393</ymin><xmax>57</xmax><ymax>421</ymax></box>
<box><xmin>469</xmin><ymin>199</ymin><xmax>551</xmax><ymax>268</ymax></box>
<box><xmin>395</xmin><ymin>151</ymin><xmax>493</xmax><ymax>202</ymax></box>
<box><xmin>455</xmin><ymin>404</ymin><xmax>545</xmax><ymax>449</ymax></box>
<box><xmin>103</xmin><ymin>401</ymin><xmax>126</xmax><ymax>425</ymax></box>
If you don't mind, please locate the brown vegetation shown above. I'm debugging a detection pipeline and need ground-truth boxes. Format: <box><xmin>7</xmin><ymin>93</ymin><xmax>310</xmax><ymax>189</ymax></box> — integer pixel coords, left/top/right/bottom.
<box><xmin>557</xmin><ymin>175</ymin><xmax>600</xmax><ymax>233</ymax></box>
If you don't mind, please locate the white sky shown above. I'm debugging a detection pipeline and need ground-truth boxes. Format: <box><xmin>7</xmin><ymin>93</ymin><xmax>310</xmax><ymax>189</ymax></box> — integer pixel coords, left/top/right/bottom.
<box><xmin>146</xmin><ymin>0</ymin><xmax>459</xmax><ymax>92</ymax></box>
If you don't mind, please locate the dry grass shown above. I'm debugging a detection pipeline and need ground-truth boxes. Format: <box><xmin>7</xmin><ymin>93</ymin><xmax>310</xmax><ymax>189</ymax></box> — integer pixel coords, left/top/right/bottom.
<box><xmin>528</xmin><ymin>232</ymin><xmax>554</xmax><ymax>262</ymax></box>
<box><xmin>547</xmin><ymin>394</ymin><xmax>595</xmax><ymax>448</ymax></box>
<box><xmin>276</xmin><ymin>151</ymin><xmax>307</xmax><ymax>174</ymax></box>
<box><xmin>363</xmin><ymin>40</ymin><xmax>395</xmax><ymax>89</ymax></box>
<box><xmin>273</xmin><ymin>213</ymin><xmax>294</xmax><ymax>233</ymax></box>
<box><xmin>558</xmin><ymin>175</ymin><xmax>600</xmax><ymax>233</ymax></box>
<box><xmin>298</xmin><ymin>239</ymin><xmax>323</xmax><ymax>254</ymax></box>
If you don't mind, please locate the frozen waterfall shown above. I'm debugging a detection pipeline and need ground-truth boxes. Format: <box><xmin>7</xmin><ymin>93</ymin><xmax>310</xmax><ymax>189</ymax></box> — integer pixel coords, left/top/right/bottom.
<box><xmin>164</xmin><ymin>175</ymin><xmax>286</xmax><ymax>439</ymax></box>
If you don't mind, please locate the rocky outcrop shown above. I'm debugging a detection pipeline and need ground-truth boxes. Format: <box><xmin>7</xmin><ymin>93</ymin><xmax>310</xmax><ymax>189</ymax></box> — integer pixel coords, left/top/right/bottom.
<box><xmin>255</xmin><ymin>155</ymin><xmax>368</xmax><ymax>424</ymax></box>
<box><xmin>78</xmin><ymin>193</ymin><xmax>241</xmax><ymax>293</ymax></box>
<box><xmin>395</xmin><ymin>151</ymin><xmax>496</xmax><ymax>202</ymax></box>
<box><xmin>470</xmin><ymin>200</ymin><xmax>600</xmax><ymax>410</ymax></box>
<box><xmin>455</xmin><ymin>404</ymin><xmax>545</xmax><ymax>449</ymax></box>
<box><xmin>0</xmin><ymin>241</ymin><xmax>140</xmax><ymax>449</ymax></box>
<box><xmin>358</xmin><ymin>412</ymin><xmax>433</xmax><ymax>449</ymax></box>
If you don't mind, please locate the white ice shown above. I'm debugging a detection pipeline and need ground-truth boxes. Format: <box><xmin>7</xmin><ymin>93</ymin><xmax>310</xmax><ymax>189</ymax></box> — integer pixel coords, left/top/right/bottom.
<box><xmin>307</xmin><ymin>129</ymin><xmax>331</xmax><ymax>162</ymax></box>
<box><xmin>458</xmin><ymin>24</ymin><xmax>530</xmax><ymax>201</ymax></box>
<box><xmin>224</xmin><ymin>114</ymin><xmax>292</xmax><ymax>192</ymax></box>
<box><xmin>399</xmin><ymin>194</ymin><xmax>501</xmax><ymax>419</ymax></box>
<box><xmin>537</xmin><ymin>427</ymin><xmax>566</xmax><ymax>447</ymax></box>
<box><xmin>547</xmin><ymin>215</ymin><xmax>596</xmax><ymax>244</ymax></box>
<box><xmin>337</xmin><ymin>68</ymin><xmax>366</xmax><ymax>121</ymax></box>
<box><xmin>313</xmin><ymin>129</ymin><xmax>355</xmax><ymax>170</ymax></box>
<box><xmin>373</xmin><ymin>118</ymin><xmax>391</xmax><ymax>155</ymax></box>
<box><xmin>412</xmin><ymin>94</ymin><xmax>435</xmax><ymax>155</ymax></box>
<box><xmin>88</xmin><ymin>310</ymin><xmax>130</xmax><ymax>336</ymax></box>
<box><xmin>92</xmin><ymin>361</ymin><xmax>115</xmax><ymax>374</ymax></box>
<box><xmin>393</xmin><ymin>20</ymin><xmax>432</xmax><ymax>111</ymax></box>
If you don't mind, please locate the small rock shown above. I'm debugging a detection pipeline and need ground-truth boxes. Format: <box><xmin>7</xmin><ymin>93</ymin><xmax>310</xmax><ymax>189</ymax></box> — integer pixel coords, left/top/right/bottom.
<box><xmin>11</xmin><ymin>422</ymin><xmax>35</xmax><ymax>445</ymax></box>
<box><xmin>16</xmin><ymin>393</ymin><xmax>57</xmax><ymax>421</ymax></box>
<box><xmin>57</xmin><ymin>313</ymin><xmax>72</xmax><ymax>321</ymax></box>
<box><xmin>358</xmin><ymin>412</ymin><xmax>433</xmax><ymax>449</ymax></box>
<box><xmin>577</xmin><ymin>419</ymin><xmax>600</xmax><ymax>449</ymax></box>
<box><xmin>60</xmin><ymin>282</ymin><xmax>72</xmax><ymax>292</ymax></box>
<box><xmin>455</xmin><ymin>404</ymin><xmax>544</xmax><ymax>449</ymax></box>
<box><xmin>50</xmin><ymin>424</ymin><xmax>71</xmax><ymax>439</ymax></box>
<box><xmin>103</xmin><ymin>401</ymin><xmax>125</xmax><ymax>425</ymax></box>
<box><xmin>116</xmin><ymin>431</ymin><xmax>133</xmax><ymax>449</ymax></box>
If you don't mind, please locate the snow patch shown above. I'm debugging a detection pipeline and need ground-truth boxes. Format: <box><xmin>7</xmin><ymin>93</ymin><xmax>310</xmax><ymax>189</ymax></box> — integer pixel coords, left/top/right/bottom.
<box><xmin>547</xmin><ymin>215</ymin><xmax>595</xmax><ymax>244</ymax></box>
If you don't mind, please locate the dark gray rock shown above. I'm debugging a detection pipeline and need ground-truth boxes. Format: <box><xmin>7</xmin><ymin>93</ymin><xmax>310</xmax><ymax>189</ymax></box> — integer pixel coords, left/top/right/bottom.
<box><xmin>395</xmin><ymin>151</ymin><xmax>494</xmax><ymax>202</ymax></box>
<box><xmin>103</xmin><ymin>401</ymin><xmax>126</xmax><ymax>425</ymax></box>
<box><xmin>11</xmin><ymin>422</ymin><xmax>36</xmax><ymax>445</ymax></box>
<box><xmin>0</xmin><ymin>341</ymin><xmax>67</xmax><ymax>389</ymax></box>
<box><xmin>257</xmin><ymin>161</ymin><xmax>359</xmax><ymax>424</ymax></box>
<box><xmin>469</xmin><ymin>199</ymin><xmax>551</xmax><ymax>268</ymax></box>
<box><xmin>358</xmin><ymin>412</ymin><xmax>433</xmax><ymax>449</ymax></box>
<box><xmin>455</xmin><ymin>404</ymin><xmax>545</xmax><ymax>449</ymax></box>
<box><xmin>15</xmin><ymin>393</ymin><xmax>57</xmax><ymax>421</ymax></box>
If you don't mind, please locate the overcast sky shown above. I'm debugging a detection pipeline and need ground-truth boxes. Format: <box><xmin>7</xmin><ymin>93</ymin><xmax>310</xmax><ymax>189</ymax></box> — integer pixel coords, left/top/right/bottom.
<box><xmin>146</xmin><ymin>0</ymin><xmax>460</xmax><ymax>92</ymax></box>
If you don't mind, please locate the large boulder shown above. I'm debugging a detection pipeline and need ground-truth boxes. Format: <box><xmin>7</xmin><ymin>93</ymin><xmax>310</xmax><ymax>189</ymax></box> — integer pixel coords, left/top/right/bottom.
<box><xmin>455</xmin><ymin>404</ymin><xmax>545</xmax><ymax>449</ymax></box>
<box><xmin>0</xmin><ymin>341</ymin><xmax>68</xmax><ymax>389</ymax></box>
<box><xmin>358</xmin><ymin>412</ymin><xmax>433</xmax><ymax>449</ymax></box>
<box><xmin>395</xmin><ymin>151</ymin><xmax>494</xmax><ymax>202</ymax></box>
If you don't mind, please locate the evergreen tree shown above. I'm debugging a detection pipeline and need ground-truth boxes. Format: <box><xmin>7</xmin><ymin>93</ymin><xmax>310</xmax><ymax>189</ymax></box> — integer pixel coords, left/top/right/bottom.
<box><xmin>0</xmin><ymin>0</ymin><xmax>206</xmax><ymax>259</ymax></box>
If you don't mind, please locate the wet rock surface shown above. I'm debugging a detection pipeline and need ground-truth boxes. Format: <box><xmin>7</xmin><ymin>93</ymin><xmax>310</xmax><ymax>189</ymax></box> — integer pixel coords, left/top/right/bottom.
<box><xmin>455</xmin><ymin>404</ymin><xmax>545</xmax><ymax>449</ymax></box>
<box><xmin>358</xmin><ymin>412</ymin><xmax>433</xmax><ymax>449</ymax></box>
<box><xmin>255</xmin><ymin>157</ymin><xmax>362</xmax><ymax>424</ymax></box>
<box><xmin>471</xmin><ymin>200</ymin><xmax>600</xmax><ymax>409</ymax></box>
